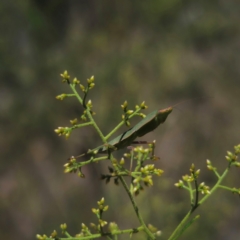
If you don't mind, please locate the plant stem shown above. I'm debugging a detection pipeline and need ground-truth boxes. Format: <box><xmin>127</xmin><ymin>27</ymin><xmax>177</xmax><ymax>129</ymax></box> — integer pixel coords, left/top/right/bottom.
<box><xmin>218</xmin><ymin>185</ymin><xmax>233</xmax><ymax>191</ymax></box>
<box><xmin>168</xmin><ymin>163</ymin><xmax>232</xmax><ymax>240</ymax></box>
<box><xmin>105</xmin><ymin>108</ymin><xmax>142</xmax><ymax>140</ymax></box>
<box><xmin>118</xmin><ymin>176</ymin><xmax>155</xmax><ymax>239</ymax></box>
<box><xmin>168</xmin><ymin>210</ymin><xmax>191</xmax><ymax>240</ymax></box>
<box><xmin>45</xmin><ymin>226</ymin><xmax>144</xmax><ymax>240</ymax></box>
<box><xmin>70</xmin><ymin>84</ymin><xmax>106</xmax><ymax>143</ymax></box>
<box><xmin>199</xmin><ymin>164</ymin><xmax>231</xmax><ymax>205</ymax></box>
<box><xmin>70</xmin><ymin>84</ymin><xmax>83</xmax><ymax>105</ymax></box>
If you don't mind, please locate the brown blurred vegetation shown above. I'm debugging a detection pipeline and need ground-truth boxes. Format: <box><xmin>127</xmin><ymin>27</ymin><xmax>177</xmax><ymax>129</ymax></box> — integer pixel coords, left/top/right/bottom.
<box><xmin>0</xmin><ymin>1</ymin><xmax>240</xmax><ymax>239</ymax></box>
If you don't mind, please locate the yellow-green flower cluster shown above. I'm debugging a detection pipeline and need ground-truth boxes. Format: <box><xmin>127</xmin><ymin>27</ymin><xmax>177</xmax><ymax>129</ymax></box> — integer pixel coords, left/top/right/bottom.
<box><xmin>121</xmin><ymin>101</ymin><xmax>148</xmax><ymax>126</ymax></box>
<box><xmin>36</xmin><ymin>234</ymin><xmax>47</xmax><ymax>240</ymax></box>
<box><xmin>75</xmin><ymin>223</ymin><xmax>92</xmax><ymax>237</ymax></box>
<box><xmin>55</xmin><ymin>93</ymin><xmax>67</xmax><ymax>100</ymax></box>
<box><xmin>198</xmin><ymin>182</ymin><xmax>211</xmax><ymax>195</ymax></box>
<box><xmin>91</xmin><ymin>198</ymin><xmax>109</xmax><ymax>230</ymax></box>
<box><xmin>206</xmin><ymin>159</ymin><xmax>217</xmax><ymax>171</ymax></box>
<box><xmin>54</xmin><ymin>126</ymin><xmax>71</xmax><ymax>139</ymax></box>
<box><xmin>60</xmin><ymin>70</ymin><xmax>70</xmax><ymax>83</ymax></box>
<box><xmin>80</xmin><ymin>75</ymin><xmax>95</xmax><ymax>92</ymax></box>
<box><xmin>63</xmin><ymin>157</ymin><xmax>85</xmax><ymax>178</ymax></box>
<box><xmin>140</xmin><ymin>164</ymin><xmax>164</xmax><ymax>177</ymax></box>
<box><xmin>148</xmin><ymin>224</ymin><xmax>162</xmax><ymax>236</ymax></box>
<box><xmin>225</xmin><ymin>144</ymin><xmax>240</xmax><ymax>167</ymax></box>
<box><xmin>60</xmin><ymin>223</ymin><xmax>67</xmax><ymax>233</ymax></box>
<box><xmin>232</xmin><ymin>187</ymin><xmax>240</xmax><ymax>195</ymax></box>
<box><xmin>175</xmin><ymin>163</ymin><xmax>210</xmax><ymax>195</ymax></box>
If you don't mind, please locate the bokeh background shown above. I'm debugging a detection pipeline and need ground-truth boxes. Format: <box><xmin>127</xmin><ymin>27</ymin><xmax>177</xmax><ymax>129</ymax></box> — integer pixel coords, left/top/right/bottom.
<box><xmin>1</xmin><ymin>1</ymin><xmax>240</xmax><ymax>239</ymax></box>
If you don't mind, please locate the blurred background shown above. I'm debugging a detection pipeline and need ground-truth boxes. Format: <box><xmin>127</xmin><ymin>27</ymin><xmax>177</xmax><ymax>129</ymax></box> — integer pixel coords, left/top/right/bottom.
<box><xmin>1</xmin><ymin>1</ymin><xmax>240</xmax><ymax>239</ymax></box>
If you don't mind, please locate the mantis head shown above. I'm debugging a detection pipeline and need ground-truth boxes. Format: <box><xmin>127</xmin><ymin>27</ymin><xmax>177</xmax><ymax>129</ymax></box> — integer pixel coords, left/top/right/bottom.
<box><xmin>156</xmin><ymin>107</ymin><xmax>173</xmax><ymax>123</ymax></box>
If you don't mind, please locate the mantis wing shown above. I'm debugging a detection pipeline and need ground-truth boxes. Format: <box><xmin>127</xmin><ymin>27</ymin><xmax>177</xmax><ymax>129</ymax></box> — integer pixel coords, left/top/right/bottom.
<box><xmin>96</xmin><ymin>107</ymin><xmax>172</xmax><ymax>153</ymax></box>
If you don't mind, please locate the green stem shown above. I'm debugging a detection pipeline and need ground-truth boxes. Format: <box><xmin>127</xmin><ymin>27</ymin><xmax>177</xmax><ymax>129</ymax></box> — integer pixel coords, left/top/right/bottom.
<box><xmin>187</xmin><ymin>181</ymin><xmax>193</xmax><ymax>203</ymax></box>
<box><xmin>69</xmin><ymin>84</ymin><xmax>83</xmax><ymax>105</ymax></box>
<box><xmin>45</xmin><ymin>226</ymin><xmax>144</xmax><ymax>240</ymax></box>
<box><xmin>168</xmin><ymin>162</ymin><xmax>232</xmax><ymax>240</ymax></box>
<box><xmin>118</xmin><ymin>176</ymin><xmax>155</xmax><ymax>239</ymax></box>
<box><xmin>70</xmin><ymin>122</ymin><xmax>93</xmax><ymax>129</ymax></box>
<box><xmin>73</xmin><ymin>156</ymin><xmax>108</xmax><ymax>169</ymax></box>
<box><xmin>218</xmin><ymin>185</ymin><xmax>233</xmax><ymax>191</ymax></box>
<box><xmin>66</xmin><ymin>94</ymin><xmax>76</xmax><ymax>97</ymax></box>
<box><xmin>105</xmin><ymin>108</ymin><xmax>142</xmax><ymax>140</ymax></box>
<box><xmin>65</xmin><ymin>231</ymin><xmax>72</xmax><ymax>237</ymax></box>
<box><xmin>70</xmin><ymin>84</ymin><xmax>106</xmax><ymax>143</ymax></box>
<box><xmin>191</xmin><ymin>175</ymin><xmax>199</xmax><ymax>213</ymax></box>
<box><xmin>168</xmin><ymin>210</ymin><xmax>192</xmax><ymax>240</ymax></box>
<box><xmin>213</xmin><ymin>169</ymin><xmax>221</xmax><ymax>179</ymax></box>
<box><xmin>199</xmin><ymin>164</ymin><xmax>231</xmax><ymax>205</ymax></box>
<box><xmin>173</xmin><ymin>215</ymin><xmax>200</xmax><ymax>240</ymax></box>
<box><xmin>86</xmin><ymin>108</ymin><xmax>106</xmax><ymax>143</ymax></box>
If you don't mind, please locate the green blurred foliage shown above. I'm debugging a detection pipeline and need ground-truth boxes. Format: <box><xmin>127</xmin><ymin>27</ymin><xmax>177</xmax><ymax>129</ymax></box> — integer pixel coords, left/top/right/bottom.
<box><xmin>0</xmin><ymin>1</ymin><xmax>240</xmax><ymax>239</ymax></box>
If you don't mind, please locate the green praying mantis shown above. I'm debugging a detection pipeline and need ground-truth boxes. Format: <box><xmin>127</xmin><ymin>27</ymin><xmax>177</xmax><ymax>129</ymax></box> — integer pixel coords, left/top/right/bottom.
<box><xmin>73</xmin><ymin>106</ymin><xmax>173</xmax><ymax>159</ymax></box>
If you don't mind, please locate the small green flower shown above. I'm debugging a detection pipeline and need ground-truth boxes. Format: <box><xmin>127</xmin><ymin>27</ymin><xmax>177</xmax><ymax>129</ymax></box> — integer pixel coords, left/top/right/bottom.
<box><xmin>135</xmin><ymin>104</ymin><xmax>140</xmax><ymax>110</ymax></box>
<box><xmin>73</xmin><ymin>77</ymin><xmax>80</xmax><ymax>84</ymax></box>
<box><xmin>60</xmin><ymin>70</ymin><xmax>70</xmax><ymax>83</ymax></box>
<box><xmin>89</xmin><ymin>83</ymin><xmax>95</xmax><ymax>89</ymax></box>
<box><xmin>154</xmin><ymin>169</ymin><xmax>164</xmax><ymax>176</ymax></box>
<box><xmin>121</xmin><ymin>101</ymin><xmax>128</xmax><ymax>110</ymax></box>
<box><xmin>78</xmin><ymin>171</ymin><xmax>85</xmax><ymax>178</ymax></box>
<box><xmin>109</xmin><ymin>222</ymin><xmax>119</xmax><ymax>233</ymax></box>
<box><xmin>65</xmin><ymin>132</ymin><xmax>70</xmax><ymax>139</ymax></box>
<box><xmin>60</xmin><ymin>223</ymin><xmax>67</xmax><ymax>231</ymax></box>
<box><xmin>206</xmin><ymin>159</ymin><xmax>211</xmax><ymax>165</ymax></box>
<box><xmin>195</xmin><ymin>169</ymin><xmax>201</xmax><ymax>176</ymax></box>
<box><xmin>103</xmin><ymin>205</ymin><xmax>109</xmax><ymax>211</ymax></box>
<box><xmin>148</xmin><ymin>224</ymin><xmax>159</xmax><ymax>234</ymax></box>
<box><xmin>182</xmin><ymin>174</ymin><xmax>194</xmax><ymax>182</ymax></box>
<box><xmin>56</xmin><ymin>94</ymin><xmax>67</xmax><ymax>100</ymax></box>
<box><xmin>232</xmin><ymin>188</ymin><xmax>240</xmax><ymax>195</ymax></box>
<box><xmin>125</xmin><ymin>120</ymin><xmax>130</xmax><ymax>127</ymax></box>
<box><xmin>92</xmin><ymin>208</ymin><xmax>99</xmax><ymax>214</ymax></box>
<box><xmin>50</xmin><ymin>230</ymin><xmax>57</xmax><ymax>238</ymax></box>
<box><xmin>133</xmin><ymin>177</ymin><xmax>141</xmax><ymax>183</ymax></box>
<box><xmin>120</xmin><ymin>158</ymin><xmax>125</xmax><ymax>165</ymax></box>
<box><xmin>80</xmin><ymin>84</ymin><xmax>85</xmax><ymax>92</ymax></box>
<box><xmin>126</xmin><ymin>110</ymin><xmax>134</xmax><ymax>115</ymax></box>
<box><xmin>81</xmin><ymin>223</ymin><xmax>87</xmax><ymax>229</ymax></box>
<box><xmin>143</xmin><ymin>176</ymin><xmax>153</xmax><ymax>186</ymax></box>
<box><xmin>207</xmin><ymin>165</ymin><xmax>214</xmax><ymax>170</ymax></box>
<box><xmin>140</xmin><ymin>101</ymin><xmax>148</xmax><ymax>109</ymax></box>
<box><xmin>70</xmin><ymin>118</ymin><xmax>78</xmax><ymax>125</ymax></box>
<box><xmin>36</xmin><ymin>234</ymin><xmax>43</xmax><ymax>240</ymax></box>
<box><xmin>98</xmin><ymin>197</ymin><xmax>105</xmax><ymax>205</ymax></box>
<box><xmin>99</xmin><ymin>219</ymin><xmax>108</xmax><ymax>227</ymax></box>
<box><xmin>139</xmin><ymin>113</ymin><xmax>146</xmax><ymax>118</ymax></box>
<box><xmin>87</xmin><ymin>75</ymin><xmax>94</xmax><ymax>84</ymax></box>
<box><xmin>233</xmin><ymin>162</ymin><xmax>240</xmax><ymax>167</ymax></box>
<box><xmin>199</xmin><ymin>182</ymin><xmax>211</xmax><ymax>194</ymax></box>
<box><xmin>234</xmin><ymin>144</ymin><xmax>240</xmax><ymax>154</ymax></box>
<box><xmin>174</xmin><ymin>180</ymin><xmax>184</xmax><ymax>188</ymax></box>
<box><xmin>190</xmin><ymin>163</ymin><xmax>195</xmax><ymax>173</ymax></box>
<box><xmin>90</xmin><ymin>223</ymin><xmax>97</xmax><ymax>230</ymax></box>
